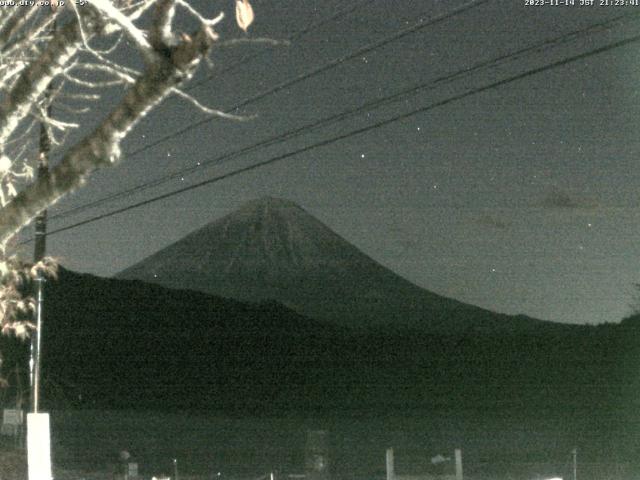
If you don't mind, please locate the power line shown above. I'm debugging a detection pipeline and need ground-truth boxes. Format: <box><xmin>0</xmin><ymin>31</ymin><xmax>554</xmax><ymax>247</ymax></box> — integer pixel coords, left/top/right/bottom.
<box><xmin>41</xmin><ymin>2</ymin><xmax>377</xmax><ymax>224</ymax></box>
<box><xmin>118</xmin><ymin>0</ymin><xmax>492</xmax><ymax>160</ymax></box>
<box><xmin>186</xmin><ymin>0</ymin><xmax>374</xmax><ymax>92</ymax></box>
<box><xmin>49</xmin><ymin>0</ymin><xmax>492</xmax><ymax>221</ymax></box>
<box><xmin>22</xmin><ymin>30</ymin><xmax>640</xmax><ymax>243</ymax></box>
<box><xmin>48</xmin><ymin>8</ymin><xmax>640</xmax><ymax>222</ymax></box>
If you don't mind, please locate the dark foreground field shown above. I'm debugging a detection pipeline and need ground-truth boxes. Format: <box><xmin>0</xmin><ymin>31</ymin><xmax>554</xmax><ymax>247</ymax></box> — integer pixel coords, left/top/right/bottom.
<box><xmin>47</xmin><ymin>407</ymin><xmax>639</xmax><ymax>480</ymax></box>
<box><xmin>0</xmin><ymin>269</ymin><xmax>637</xmax><ymax>479</ymax></box>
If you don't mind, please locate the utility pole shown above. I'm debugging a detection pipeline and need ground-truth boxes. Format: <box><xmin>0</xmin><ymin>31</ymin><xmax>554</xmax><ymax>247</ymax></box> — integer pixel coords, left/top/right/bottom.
<box><xmin>29</xmin><ymin>83</ymin><xmax>51</xmax><ymax>415</ymax></box>
<box><xmin>30</xmin><ymin>5</ymin><xmax>58</xmax><ymax>417</ymax></box>
<box><xmin>454</xmin><ymin>449</ymin><xmax>463</xmax><ymax>480</ymax></box>
<box><xmin>385</xmin><ymin>448</ymin><xmax>394</xmax><ymax>480</ymax></box>
<box><xmin>27</xmin><ymin>13</ymin><xmax>55</xmax><ymax>480</ymax></box>
<box><xmin>26</xmin><ymin>86</ymin><xmax>53</xmax><ymax>480</ymax></box>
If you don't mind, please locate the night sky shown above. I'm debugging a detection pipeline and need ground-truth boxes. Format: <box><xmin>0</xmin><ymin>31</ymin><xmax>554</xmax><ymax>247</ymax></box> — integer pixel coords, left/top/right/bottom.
<box><xmin>21</xmin><ymin>0</ymin><xmax>640</xmax><ymax>325</ymax></box>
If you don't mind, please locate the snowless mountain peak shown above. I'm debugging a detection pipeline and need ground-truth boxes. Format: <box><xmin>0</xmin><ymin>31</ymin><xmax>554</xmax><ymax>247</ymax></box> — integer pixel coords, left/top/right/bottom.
<box><xmin>117</xmin><ymin>197</ymin><xmax>551</xmax><ymax>333</ymax></box>
<box><xmin>242</xmin><ymin>196</ymin><xmax>301</xmax><ymax>210</ymax></box>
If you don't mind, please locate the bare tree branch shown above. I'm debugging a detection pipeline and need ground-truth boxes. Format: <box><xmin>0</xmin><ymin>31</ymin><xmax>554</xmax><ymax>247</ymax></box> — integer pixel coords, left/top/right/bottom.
<box><xmin>0</xmin><ymin>21</ymin><xmax>217</xmax><ymax>245</ymax></box>
<box><xmin>0</xmin><ymin>6</ymin><xmax>39</xmax><ymax>52</ymax></box>
<box><xmin>0</xmin><ymin>17</ymin><xmax>92</xmax><ymax>148</ymax></box>
<box><xmin>90</xmin><ymin>0</ymin><xmax>154</xmax><ymax>58</ymax></box>
<box><xmin>150</xmin><ymin>0</ymin><xmax>177</xmax><ymax>50</ymax></box>
<box><xmin>0</xmin><ymin>0</ymin><xmax>255</xmax><ymax>335</ymax></box>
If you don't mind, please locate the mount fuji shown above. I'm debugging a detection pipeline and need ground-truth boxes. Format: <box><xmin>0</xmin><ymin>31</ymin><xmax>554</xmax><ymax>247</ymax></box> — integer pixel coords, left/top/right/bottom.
<box><xmin>117</xmin><ymin>197</ymin><xmax>552</xmax><ymax>334</ymax></box>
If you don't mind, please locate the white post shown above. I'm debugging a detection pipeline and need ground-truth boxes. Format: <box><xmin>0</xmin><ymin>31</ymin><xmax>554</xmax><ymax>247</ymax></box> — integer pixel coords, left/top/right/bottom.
<box><xmin>386</xmin><ymin>448</ymin><xmax>394</xmax><ymax>480</ymax></box>
<box><xmin>454</xmin><ymin>449</ymin><xmax>463</xmax><ymax>480</ymax></box>
<box><xmin>27</xmin><ymin>413</ymin><xmax>52</xmax><ymax>480</ymax></box>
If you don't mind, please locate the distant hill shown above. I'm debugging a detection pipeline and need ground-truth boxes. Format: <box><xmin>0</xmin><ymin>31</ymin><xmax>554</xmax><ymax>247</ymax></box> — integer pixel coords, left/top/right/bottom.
<box><xmin>0</xmin><ymin>267</ymin><xmax>633</xmax><ymax>417</ymax></box>
<box><xmin>20</xmin><ymin>267</ymin><xmax>346</xmax><ymax>411</ymax></box>
<box><xmin>117</xmin><ymin>197</ymin><xmax>559</xmax><ymax>335</ymax></box>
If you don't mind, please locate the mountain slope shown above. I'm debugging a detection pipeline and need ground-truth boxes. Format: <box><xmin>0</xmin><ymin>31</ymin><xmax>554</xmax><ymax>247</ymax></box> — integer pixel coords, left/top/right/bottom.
<box><xmin>0</xmin><ymin>269</ymin><xmax>631</xmax><ymax>475</ymax></box>
<box><xmin>28</xmin><ymin>267</ymin><xmax>349</xmax><ymax>411</ymax></box>
<box><xmin>118</xmin><ymin>197</ymin><xmax>555</xmax><ymax>334</ymax></box>
<box><xmin>1</xmin><ymin>267</ymin><xmax>631</xmax><ymax>415</ymax></box>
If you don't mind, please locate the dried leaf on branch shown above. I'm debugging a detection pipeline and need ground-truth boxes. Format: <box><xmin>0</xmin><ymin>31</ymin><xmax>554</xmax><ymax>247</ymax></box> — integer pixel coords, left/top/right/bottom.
<box><xmin>235</xmin><ymin>0</ymin><xmax>254</xmax><ymax>32</ymax></box>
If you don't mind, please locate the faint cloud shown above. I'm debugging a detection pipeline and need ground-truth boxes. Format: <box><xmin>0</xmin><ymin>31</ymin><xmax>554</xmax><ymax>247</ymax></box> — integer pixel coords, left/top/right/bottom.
<box><xmin>475</xmin><ymin>213</ymin><xmax>510</xmax><ymax>230</ymax></box>
<box><xmin>540</xmin><ymin>188</ymin><xmax>599</xmax><ymax>210</ymax></box>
